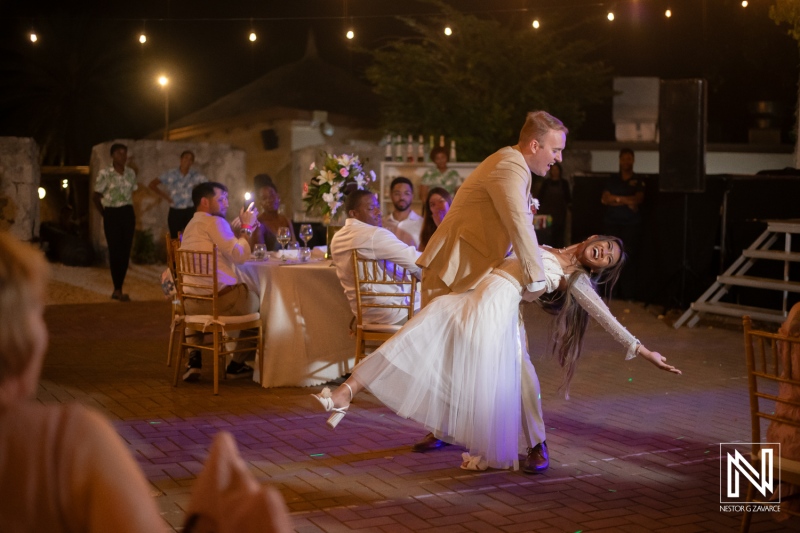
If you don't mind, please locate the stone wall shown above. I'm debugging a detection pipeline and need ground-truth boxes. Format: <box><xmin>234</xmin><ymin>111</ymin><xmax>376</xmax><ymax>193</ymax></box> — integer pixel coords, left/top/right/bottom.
<box><xmin>0</xmin><ymin>137</ymin><xmax>40</xmax><ymax>242</ymax></box>
<box><xmin>89</xmin><ymin>140</ymin><xmax>247</xmax><ymax>261</ymax></box>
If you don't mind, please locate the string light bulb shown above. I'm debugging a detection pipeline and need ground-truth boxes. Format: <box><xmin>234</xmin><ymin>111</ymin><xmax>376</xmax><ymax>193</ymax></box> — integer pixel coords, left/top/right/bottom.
<box><xmin>29</xmin><ymin>32</ymin><xmax>38</xmax><ymax>43</ymax></box>
<box><xmin>607</xmin><ymin>12</ymin><xmax>615</xmax><ymax>21</ymax></box>
<box><xmin>249</xmin><ymin>31</ymin><xmax>257</xmax><ymax>42</ymax></box>
<box><xmin>61</xmin><ymin>179</ymin><xmax>69</xmax><ymax>189</ymax></box>
<box><xmin>532</xmin><ymin>19</ymin><xmax>540</xmax><ymax>29</ymax></box>
<box><xmin>38</xmin><ymin>187</ymin><xmax>46</xmax><ymax>200</ymax></box>
<box><xmin>665</xmin><ymin>9</ymin><xmax>672</xmax><ymax>18</ymax></box>
<box><xmin>444</xmin><ymin>26</ymin><xmax>453</xmax><ymax>36</ymax></box>
<box><xmin>741</xmin><ymin>1</ymin><xmax>748</xmax><ymax>7</ymax></box>
<box><xmin>158</xmin><ymin>75</ymin><xmax>169</xmax><ymax>87</ymax></box>
<box><xmin>346</xmin><ymin>29</ymin><xmax>354</xmax><ymax>40</ymax></box>
<box><xmin>139</xmin><ymin>34</ymin><xmax>147</xmax><ymax>44</ymax></box>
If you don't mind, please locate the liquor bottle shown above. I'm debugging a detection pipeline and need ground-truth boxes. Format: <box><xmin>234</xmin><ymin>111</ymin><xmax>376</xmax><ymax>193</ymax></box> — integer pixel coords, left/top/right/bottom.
<box><xmin>406</xmin><ymin>134</ymin><xmax>414</xmax><ymax>162</ymax></box>
<box><xmin>384</xmin><ymin>134</ymin><xmax>392</xmax><ymax>161</ymax></box>
<box><xmin>417</xmin><ymin>135</ymin><xmax>425</xmax><ymax>162</ymax></box>
<box><xmin>449</xmin><ymin>140</ymin><xmax>457</xmax><ymax>162</ymax></box>
<box><xmin>395</xmin><ymin>135</ymin><xmax>403</xmax><ymax>162</ymax></box>
<box><xmin>439</xmin><ymin>135</ymin><xmax>445</xmax><ymax>148</ymax></box>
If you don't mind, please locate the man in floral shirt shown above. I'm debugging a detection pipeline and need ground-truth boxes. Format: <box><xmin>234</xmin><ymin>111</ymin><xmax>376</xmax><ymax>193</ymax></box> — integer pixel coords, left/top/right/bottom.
<box><xmin>148</xmin><ymin>150</ymin><xmax>207</xmax><ymax>238</ymax></box>
<box><xmin>93</xmin><ymin>143</ymin><xmax>137</xmax><ymax>302</ymax></box>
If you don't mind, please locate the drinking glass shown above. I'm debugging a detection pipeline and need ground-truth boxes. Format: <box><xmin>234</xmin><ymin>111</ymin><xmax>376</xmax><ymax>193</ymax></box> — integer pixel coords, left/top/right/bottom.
<box><xmin>277</xmin><ymin>226</ymin><xmax>291</xmax><ymax>257</ymax></box>
<box><xmin>253</xmin><ymin>244</ymin><xmax>267</xmax><ymax>261</ymax></box>
<box><xmin>298</xmin><ymin>224</ymin><xmax>313</xmax><ymax>248</ymax></box>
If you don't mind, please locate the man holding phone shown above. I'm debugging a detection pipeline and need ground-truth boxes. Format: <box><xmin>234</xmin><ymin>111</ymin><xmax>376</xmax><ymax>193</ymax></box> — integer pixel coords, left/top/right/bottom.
<box><xmin>179</xmin><ymin>182</ymin><xmax>261</xmax><ymax>381</ymax></box>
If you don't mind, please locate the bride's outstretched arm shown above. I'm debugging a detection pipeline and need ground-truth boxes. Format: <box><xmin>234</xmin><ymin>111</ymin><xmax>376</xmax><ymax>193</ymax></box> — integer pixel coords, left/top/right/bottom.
<box><xmin>570</xmin><ymin>274</ymin><xmax>682</xmax><ymax>374</ymax></box>
<box><xmin>636</xmin><ymin>344</ymin><xmax>682</xmax><ymax>374</ymax></box>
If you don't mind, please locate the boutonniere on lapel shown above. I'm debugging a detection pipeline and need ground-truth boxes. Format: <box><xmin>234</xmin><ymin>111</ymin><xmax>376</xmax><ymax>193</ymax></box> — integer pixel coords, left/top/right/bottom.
<box><xmin>529</xmin><ymin>196</ymin><xmax>540</xmax><ymax>214</ymax></box>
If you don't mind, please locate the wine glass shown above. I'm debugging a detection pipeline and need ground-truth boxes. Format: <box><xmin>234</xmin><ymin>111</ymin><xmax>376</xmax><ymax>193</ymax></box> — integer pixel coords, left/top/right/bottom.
<box><xmin>298</xmin><ymin>224</ymin><xmax>313</xmax><ymax>248</ymax></box>
<box><xmin>253</xmin><ymin>244</ymin><xmax>267</xmax><ymax>261</ymax></box>
<box><xmin>277</xmin><ymin>226</ymin><xmax>291</xmax><ymax>258</ymax></box>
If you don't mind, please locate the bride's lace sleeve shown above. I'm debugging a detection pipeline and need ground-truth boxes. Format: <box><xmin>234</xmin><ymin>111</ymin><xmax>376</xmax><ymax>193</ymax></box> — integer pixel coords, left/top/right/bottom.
<box><xmin>570</xmin><ymin>274</ymin><xmax>640</xmax><ymax>360</ymax></box>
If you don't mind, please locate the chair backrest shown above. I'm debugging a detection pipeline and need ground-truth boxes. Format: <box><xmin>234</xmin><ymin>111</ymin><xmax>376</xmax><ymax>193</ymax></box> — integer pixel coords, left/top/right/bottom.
<box><xmin>351</xmin><ymin>249</ymin><xmax>417</xmax><ymax>325</ymax></box>
<box><xmin>165</xmin><ymin>233</ymin><xmax>181</xmax><ymax>277</ymax></box>
<box><xmin>174</xmin><ymin>245</ymin><xmax>219</xmax><ymax>317</ymax></box>
<box><xmin>742</xmin><ymin>315</ymin><xmax>800</xmax><ymax>459</ymax></box>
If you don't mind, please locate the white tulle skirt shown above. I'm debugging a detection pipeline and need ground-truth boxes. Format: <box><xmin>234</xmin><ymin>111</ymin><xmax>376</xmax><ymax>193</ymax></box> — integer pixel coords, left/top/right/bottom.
<box><xmin>352</xmin><ymin>272</ymin><xmax>526</xmax><ymax>470</ymax></box>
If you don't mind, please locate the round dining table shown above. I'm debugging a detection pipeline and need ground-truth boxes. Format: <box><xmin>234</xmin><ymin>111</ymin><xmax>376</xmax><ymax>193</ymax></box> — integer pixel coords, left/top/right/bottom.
<box><xmin>237</xmin><ymin>257</ymin><xmax>355</xmax><ymax>387</ymax></box>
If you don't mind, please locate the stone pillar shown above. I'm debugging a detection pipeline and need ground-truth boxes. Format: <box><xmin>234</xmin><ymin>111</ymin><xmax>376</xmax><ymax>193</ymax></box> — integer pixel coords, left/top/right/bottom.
<box><xmin>0</xmin><ymin>137</ymin><xmax>41</xmax><ymax>242</ymax></box>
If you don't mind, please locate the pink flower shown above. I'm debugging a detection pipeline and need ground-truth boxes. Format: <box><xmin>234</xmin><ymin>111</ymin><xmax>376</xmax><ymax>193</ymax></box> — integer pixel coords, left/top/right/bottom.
<box><xmin>339</xmin><ymin>167</ymin><xmax>349</xmax><ymax>178</ymax></box>
<box><xmin>303</xmin><ymin>182</ymin><xmax>309</xmax><ymax>195</ymax></box>
<box><xmin>309</xmin><ymin>162</ymin><xmax>316</xmax><ymax>171</ymax></box>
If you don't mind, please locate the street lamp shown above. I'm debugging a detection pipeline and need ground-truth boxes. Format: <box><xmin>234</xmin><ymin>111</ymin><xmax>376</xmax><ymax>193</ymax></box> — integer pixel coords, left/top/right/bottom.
<box><xmin>158</xmin><ymin>75</ymin><xmax>169</xmax><ymax>140</ymax></box>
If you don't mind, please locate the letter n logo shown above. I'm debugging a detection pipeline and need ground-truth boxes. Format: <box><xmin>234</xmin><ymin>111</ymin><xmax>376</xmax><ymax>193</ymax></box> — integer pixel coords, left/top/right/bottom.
<box><xmin>720</xmin><ymin>443</ymin><xmax>780</xmax><ymax>504</ymax></box>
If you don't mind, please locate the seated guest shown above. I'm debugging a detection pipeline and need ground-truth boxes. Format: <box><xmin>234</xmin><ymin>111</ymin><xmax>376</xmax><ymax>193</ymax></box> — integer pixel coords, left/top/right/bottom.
<box><xmin>180</xmin><ymin>182</ymin><xmax>261</xmax><ymax>381</ymax></box>
<box><xmin>331</xmin><ymin>190</ymin><xmax>422</xmax><ymax>326</ymax></box>
<box><xmin>0</xmin><ymin>232</ymin><xmax>167</xmax><ymax>532</ymax></box>
<box><xmin>418</xmin><ymin>187</ymin><xmax>452</xmax><ymax>252</ymax></box>
<box><xmin>253</xmin><ymin>182</ymin><xmax>295</xmax><ymax>251</ymax></box>
<box><xmin>383</xmin><ymin>177</ymin><xmax>423</xmax><ymax>249</ymax></box>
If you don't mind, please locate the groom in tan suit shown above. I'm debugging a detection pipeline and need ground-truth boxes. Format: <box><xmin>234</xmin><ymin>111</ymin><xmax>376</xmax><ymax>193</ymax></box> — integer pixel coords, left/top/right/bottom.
<box><xmin>418</xmin><ymin>111</ymin><xmax>567</xmax><ymax>306</ymax></box>
<box><xmin>413</xmin><ymin>111</ymin><xmax>569</xmax><ymax>473</ymax></box>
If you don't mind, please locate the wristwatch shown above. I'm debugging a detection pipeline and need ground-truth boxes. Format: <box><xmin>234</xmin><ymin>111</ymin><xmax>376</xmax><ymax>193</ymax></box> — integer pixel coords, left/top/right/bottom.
<box><xmin>240</xmin><ymin>227</ymin><xmax>253</xmax><ymax>237</ymax></box>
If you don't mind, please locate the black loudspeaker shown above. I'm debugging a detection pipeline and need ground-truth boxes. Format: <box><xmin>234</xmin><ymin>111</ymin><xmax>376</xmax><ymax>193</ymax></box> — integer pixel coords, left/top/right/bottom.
<box><xmin>260</xmin><ymin>129</ymin><xmax>279</xmax><ymax>150</ymax></box>
<box><xmin>659</xmin><ymin>79</ymin><xmax>707</xmax><ymax>192</ymax></box>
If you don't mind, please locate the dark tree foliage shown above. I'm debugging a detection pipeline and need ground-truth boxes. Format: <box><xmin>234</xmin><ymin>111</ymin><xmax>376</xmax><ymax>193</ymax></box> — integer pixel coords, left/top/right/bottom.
<box><xmin>366</xmin><ymin>5</ymin><xmax>611</xmax><ymax>161</ymax></box>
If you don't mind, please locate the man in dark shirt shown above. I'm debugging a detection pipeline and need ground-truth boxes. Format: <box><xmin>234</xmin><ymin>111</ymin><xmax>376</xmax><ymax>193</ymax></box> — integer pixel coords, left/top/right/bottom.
<box><xmin>601</xmin><ymin>148</ymin><xmax>644</xmax><ymax>300</ymax></box>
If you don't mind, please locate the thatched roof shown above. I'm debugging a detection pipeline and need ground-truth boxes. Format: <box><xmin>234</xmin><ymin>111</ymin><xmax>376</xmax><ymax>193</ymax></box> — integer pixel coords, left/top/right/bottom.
<box><xmin>170</xmin><ymin>33</ymin><xmax>379</xmax><ymax>129</ymax></box>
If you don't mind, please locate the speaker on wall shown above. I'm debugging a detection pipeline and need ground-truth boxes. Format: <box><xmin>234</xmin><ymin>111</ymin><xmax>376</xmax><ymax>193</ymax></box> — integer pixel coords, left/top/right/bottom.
<box><xmin>659</xmin><ymin>79</ymin><xmax>707</xmax><ymax>193</ymax></box>
<box><xmin>260</xmin><ymin>129</ymin><xmax>279</xmax><ymax>150</ymax></box>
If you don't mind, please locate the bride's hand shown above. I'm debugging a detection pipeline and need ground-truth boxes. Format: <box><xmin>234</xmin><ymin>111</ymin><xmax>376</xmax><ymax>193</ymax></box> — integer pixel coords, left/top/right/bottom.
<box><xmin>638</xmin><ymin>345</ymin><xmax>681</xmax><ymax>375</ymax></box>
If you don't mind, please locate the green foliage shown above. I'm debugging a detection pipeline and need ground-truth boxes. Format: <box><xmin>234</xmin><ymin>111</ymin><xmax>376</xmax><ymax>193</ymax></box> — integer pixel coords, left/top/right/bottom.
<box><xmin>131</xmin><ymin>229</ymin><xmax>158</xmax><ymax>265</ymax></box>
<box><xmin>365</xmin><ymin>4</ymin><xmax>611</xmax><ymax>161</ymax></box>
<box><xmin>770</xmin><ymin>0</ymin><xmax>800</xmax><ymax>43</ymax></box>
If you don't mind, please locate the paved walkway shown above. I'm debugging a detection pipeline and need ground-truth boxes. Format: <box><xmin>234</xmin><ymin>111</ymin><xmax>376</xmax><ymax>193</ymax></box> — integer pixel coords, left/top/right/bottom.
<box><xmin>40</xmin><ymin>299</ymin><xmax>799</xmax><ymax>532</ymax></box>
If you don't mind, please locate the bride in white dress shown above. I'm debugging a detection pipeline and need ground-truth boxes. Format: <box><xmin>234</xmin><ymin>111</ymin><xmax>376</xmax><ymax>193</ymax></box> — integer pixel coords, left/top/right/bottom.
<box><xmin>312</xmin><ymin>235</ymin><xmax>681</xmax><ymax>470</ymax></box>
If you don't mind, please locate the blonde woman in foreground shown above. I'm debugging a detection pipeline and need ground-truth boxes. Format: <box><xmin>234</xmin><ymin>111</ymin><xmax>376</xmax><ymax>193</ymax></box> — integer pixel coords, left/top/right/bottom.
<box><xmin>0</xmin><ymin>232</ymin><xmax>167</xmax><ymax>532</ymax></box>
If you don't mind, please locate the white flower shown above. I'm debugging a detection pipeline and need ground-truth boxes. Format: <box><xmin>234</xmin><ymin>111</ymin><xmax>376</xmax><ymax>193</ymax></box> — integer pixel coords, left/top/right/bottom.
<box><xmin>530</xmin><ymin>197</ymin><xmax>540</xmax><ymax>211</ymax></box>
<box><xmin>331</xmin><ymin>183</ymin><xmax>341</xmax><ymax>195</ymax></box>
<box><xmin>354</xmin><ymin>173</ymin><xmax>366</xmax><ymax>188</ymax></box>
<box><xmin>336</xmin><ymin>154</ymin><xmax>352</xmax><ymax>167</ymax></box>
<box><xmin>328</xmin><ymin>200</ymin><xmax>342</xmax><ymax>214</ymax></box>
<box><xmin>319</xmin><ymin>170</ymin><xmax>335</xmax><ymax>185</ymax></box>
<box><xmin>322</xmin><ymin>192</ymin><xmax>335</xmax><ymax>204</ymax></box>
<box><xmin>309</xmin><ymin>161</ymin><xmax>316</xmax><ymax>171</ymax></box>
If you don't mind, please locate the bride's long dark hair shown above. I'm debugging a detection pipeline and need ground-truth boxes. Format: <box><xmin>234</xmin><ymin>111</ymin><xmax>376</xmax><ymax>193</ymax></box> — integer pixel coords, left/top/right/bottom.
<box><xmin>538</xmin><ymin>235</ymin><xmax>626</xmax><ymax>396</ymax></box>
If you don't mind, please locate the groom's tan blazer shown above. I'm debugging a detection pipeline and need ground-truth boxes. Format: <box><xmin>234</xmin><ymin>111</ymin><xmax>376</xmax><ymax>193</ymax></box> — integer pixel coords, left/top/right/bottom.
<box><xmin>417</xmin><ymin>146</ymin><xmax>546</xmax><ymax>304</ymax></box>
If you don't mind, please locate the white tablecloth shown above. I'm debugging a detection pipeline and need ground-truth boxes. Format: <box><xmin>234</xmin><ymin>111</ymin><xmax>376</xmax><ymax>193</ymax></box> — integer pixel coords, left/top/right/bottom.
<box><xmin>237</xmin><ymin>259</ymin><xmax>355</xmax><ymax>387</ymax></box>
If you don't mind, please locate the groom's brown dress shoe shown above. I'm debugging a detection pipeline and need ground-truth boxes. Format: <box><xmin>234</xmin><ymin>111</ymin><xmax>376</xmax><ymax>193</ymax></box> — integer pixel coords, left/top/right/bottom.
<box><xmin>522</xmin><ymin>442</ymin><xmax>549</xmax><ymax>474</ymax></box>
<box><xmin>411</xmin><ymin>432</ymin><xmax>450</xmax><ymax>453</ymax></box>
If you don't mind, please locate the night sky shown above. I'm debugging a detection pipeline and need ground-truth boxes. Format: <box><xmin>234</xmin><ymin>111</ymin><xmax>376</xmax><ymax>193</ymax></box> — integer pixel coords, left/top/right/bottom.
<box><xmin>1</xmin><ymin>0</ymin><xmax>797</xmax><ymax>164</ymax></box>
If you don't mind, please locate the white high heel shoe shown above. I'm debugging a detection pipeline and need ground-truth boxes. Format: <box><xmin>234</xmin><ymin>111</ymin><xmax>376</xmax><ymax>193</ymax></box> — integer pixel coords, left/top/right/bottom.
<box><xmin>310</xmin><ymin>383</ymin><xmax>353</xmax><ymax>429</ymax></box>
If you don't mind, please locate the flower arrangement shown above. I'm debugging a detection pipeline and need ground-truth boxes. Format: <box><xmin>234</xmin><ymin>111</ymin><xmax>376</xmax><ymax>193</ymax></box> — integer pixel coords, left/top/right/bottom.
<box><xmin>303</xmin><ymin>152</ymin><xmax>376</xmax><ymax>222</ymax></box>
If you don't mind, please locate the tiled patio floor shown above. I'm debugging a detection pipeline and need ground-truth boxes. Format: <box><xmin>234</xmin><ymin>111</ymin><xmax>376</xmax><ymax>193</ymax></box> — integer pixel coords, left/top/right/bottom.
<box><xmin>40</xmin><ymin>299</ymin><xmax>799</xmax><ymax>532</ymax></box>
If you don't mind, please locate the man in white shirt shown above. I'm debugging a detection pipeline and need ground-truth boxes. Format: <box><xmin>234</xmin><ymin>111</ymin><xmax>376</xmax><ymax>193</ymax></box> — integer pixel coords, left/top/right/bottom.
<box><xmin>179</xmin><ymin>181</ymin><xmax>260</xmax><ymax>381</ymax></box>
<box><xmin>331</xmin><ymin>190</ymin><xmax>421</xmax><ymax>326</ymax></box>
<box><xmin>382</xmin><ymin>177</ymin><xmax>423</xmax><ymax>249</ymax></box>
